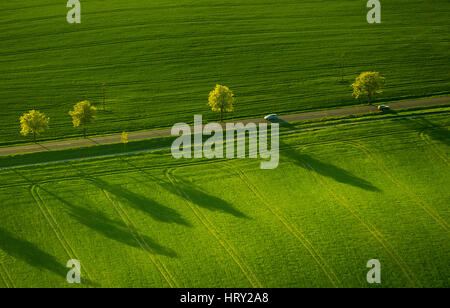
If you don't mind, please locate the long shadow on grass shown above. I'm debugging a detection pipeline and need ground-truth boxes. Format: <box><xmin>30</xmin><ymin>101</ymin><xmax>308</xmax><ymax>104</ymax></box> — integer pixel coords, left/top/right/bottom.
<box><xmin>276</xmin><ymin>119</ymin><xmax>379</xmax><ymax>191</ymax></box>
<box><xmin>121</xmin><ymin>158</ymin><xmax>249</xmax><ymax>219</ymax></box>
<box><xmin>68</xmin><ymin>163</ymin><xmax>190</xmax><ymax>227</ymax></box>
<box><xmin>279</xmin><ymin>138</ymin><xmax>380</xmax><ymax>192</ymax></box>
<box><xmin>69</xmin><ymin>204</ymin><xmax>178</xmax><ymax>258</ymax></box>
<box><xmin>0</xmin><ymin>226</ymin><xmax>67</xmax><ymax>279</ymax></box>
<box><xmin>90</xmin><ymin>177</ymin><xmax>191</xmax><ymax>227</ymax></box>
<box><xmin>396</xmin><ymin>111</ymin><xmax>450</xmax><ymax>146</ymax></box>
<box><xmin>168</xmin><ymin>176</ymin><xmax>249</xmax><ymax>219</ymax></box>
<box><xmin>41</xmin><ymin>187</ymin><xmax>178</xmax><ymax>258</ymax></box>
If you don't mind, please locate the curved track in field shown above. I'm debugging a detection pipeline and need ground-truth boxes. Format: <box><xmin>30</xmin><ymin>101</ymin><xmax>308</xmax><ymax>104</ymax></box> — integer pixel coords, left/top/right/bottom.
<box><xmin>30</xmin><ymin>184</ymin><xmax>95</xmax><ymax>285</ymax></box>
<box><xmin>343</xmin><ymin>141</ymin><xmax>449</xmax><ymax>234</ymax></box>
<box><xmin>101</xmin><ymin>188</ymin><xmax>178</xmax><ymax>288</ymax></box>
<box><xmin>280</xmin><ymin>143</ymin><xmax>421</xmax><ymax>287</ymax></box>
<box><xmin>65</xmin><ymin>160</ymin><xmax>179</xmax><ymax>288</ymax></box>
<box><xmin>419</xmin><ymin>130</ymin><xmax>449</xmax><ymax>167</ymax></box>
<box><xmin>302</xmin><ymin>161</ymin><xmax>420</xmax><ymax>287</ymax></box>
<box><xmin>165</xmin><ymin>168</ymin><xmax>263</xmax><ymax>288</ymax></box>
<box><xmin>229</xmin><ymin>164</ymin><xmax>341</xmax><ymax>288</ymax></box>
<box><xmin>0</xmin><ymin>255</ymin><xmax>15</xmax><ymax>288</ymax></box>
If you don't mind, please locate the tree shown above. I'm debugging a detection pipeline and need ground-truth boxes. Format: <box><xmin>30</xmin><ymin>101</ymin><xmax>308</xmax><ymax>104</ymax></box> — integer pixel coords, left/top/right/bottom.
<box><xmin>121</xmin><ymin>132</ymin><xmax>128</xmax><ymax>152</ymax></box>
<box><xmin>20</xmin><ymin>110</ymin><xmax>50</xmax><ymax>143</ymax></box>
<box><xmin>352</xmin><ymin>72</ymin><xmax>385</xmax><ymax>105</ymax></box>
<box><xmin>208</xmin><ymin>84</ymin><xmax>235</xmax><ymax>122</ymax></box>
<box><xmin>69</xmin><ymin>101</ymin><xmax>97</xmax><ymax>138</ymax></box>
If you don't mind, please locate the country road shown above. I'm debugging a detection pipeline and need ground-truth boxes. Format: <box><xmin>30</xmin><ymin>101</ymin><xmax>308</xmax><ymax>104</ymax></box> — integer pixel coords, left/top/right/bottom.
<box><xmin>0</xmin><ymin>96</ymin><xmax>449</xmax><ymax>157</ymax></box>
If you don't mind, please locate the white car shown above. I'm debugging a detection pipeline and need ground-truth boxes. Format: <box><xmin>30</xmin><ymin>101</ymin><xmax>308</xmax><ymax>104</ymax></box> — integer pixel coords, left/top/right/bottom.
<box><xmin>264</xmin><ymin>114</ymin><xmax>278</xmax><ymax>121</ymax></box>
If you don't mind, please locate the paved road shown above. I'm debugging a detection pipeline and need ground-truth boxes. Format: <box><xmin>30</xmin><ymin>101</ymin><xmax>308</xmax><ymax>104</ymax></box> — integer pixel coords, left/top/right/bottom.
<box><xmin>0</xmin><ymin>96</ymin><xmax>449</xmax><ymax>157</ymax></box>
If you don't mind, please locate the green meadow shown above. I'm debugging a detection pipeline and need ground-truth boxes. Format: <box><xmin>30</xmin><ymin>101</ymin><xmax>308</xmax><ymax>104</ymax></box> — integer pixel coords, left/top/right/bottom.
<box><xmin>1</xmin><ymin>0</ymin><xmax>450</xmax><ymax>144</ymax></box>
<box><xmin>0</xmin><ymin>113</ymin><xmax>448</xmax><ymax>288</ymax></box>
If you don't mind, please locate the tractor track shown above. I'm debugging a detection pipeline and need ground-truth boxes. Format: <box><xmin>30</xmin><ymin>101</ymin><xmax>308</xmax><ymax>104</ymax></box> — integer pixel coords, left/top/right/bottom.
<box><xmin>294</xmin><ymin>152</ymin><xmax>421</xmax><ymax>287</ymax></box>
<box><xmin>229</xmin><ymin>164</ymin><xmax>341</xmax><ymax>288</ymax></box>
<box><xmin>66</xmin><ymin>162</ymin><xmax>179</xmax><ymax>288</ymax></box>
<box><xmin>0</xmin><ymin>137</ymin><xmax>392</xmax><ymax>190</ymax></box>
<box><xmin>29</xmin><ymin>184</ymin><xmax>95</xmax><ymax>285</ymax></box>
<box><xmin>0</xmin><ymin>269</ymin><xmax>8</xmax><ymax>288</ymax></box>
<box><xmin>343</xmin><ymin>141</ymin><xmax>449</xmax><ymax>234</ymax></box>
<box><xmin>419</xmin><ymin>131</ymin><xmax>449</xmax><ymax>167</ymax></box>
<box><xmin>0</xmin><ymin>158</ymin><xmax>231</xmax><ymax>190</ymax></box>
<box><xmin>278</xmin><ymin>142</ymin><xmax>421</xmax><ymax>286</ymax></box>
<box><xmin>0</xmin><ymin>256</ymin><xmax>15</xmax><ymax>288</ymax></box>
<box><xmin>283</xmin><ymin>140</ymin><xmax>449</xmax><ymax>234</ymax></box>
<box><xmin>101</xmin><ymin>189</ymin><xmax>178</xmax><ymax>288</ymax></box>
<box><xmin>165</xmin><ymin>168</ymin><xmax>262</xmax><ymax>288</ymax></box>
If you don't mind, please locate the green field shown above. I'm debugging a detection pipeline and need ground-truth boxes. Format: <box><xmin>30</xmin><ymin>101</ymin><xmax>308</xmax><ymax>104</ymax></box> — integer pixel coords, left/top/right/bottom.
<box><xmin>0</xmin><ymin>113</ymin><xmax>448</xmax><ymax>288</ymax></box>
<box><xmin>1</xmin><ymin>0</ymin><xmax>450</xmax><ymax>144</ymax></box>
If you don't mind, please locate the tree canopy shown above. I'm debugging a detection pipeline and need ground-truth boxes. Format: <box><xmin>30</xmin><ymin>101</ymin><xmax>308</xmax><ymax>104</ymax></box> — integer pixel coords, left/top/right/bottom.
<box><xmin>208</xmin><ymin>84</ymin><xmax>235</xmax><ymax>122</ymax></box>
<box><xmin>352</xmin><ymin>72</ymin><xmax>385</xmax><ymax>104</ymax></box>
<box><xmin>20</xmin><ymin>110</ymin><xmax>50</xmax><ymax>142</ymax></box>
<box><xmin>69</xmin><ymin>101</ymin><xmax>97</xmax><ymax>138</ymax></box>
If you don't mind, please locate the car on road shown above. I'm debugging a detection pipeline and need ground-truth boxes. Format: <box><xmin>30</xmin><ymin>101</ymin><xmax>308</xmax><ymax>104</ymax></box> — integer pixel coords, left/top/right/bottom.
<box><xmin>378</xmin><ymin>105</ymin><xmax>390</xmax><ymax>112</ymax></box>
<box><xmin>264</xmin><ymin>114</ymin><xmax>278</xmax><ymax>121</ymax></box>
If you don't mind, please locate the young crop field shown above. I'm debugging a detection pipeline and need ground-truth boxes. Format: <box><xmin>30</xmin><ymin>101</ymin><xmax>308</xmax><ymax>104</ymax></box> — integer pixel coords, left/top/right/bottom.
<box><xmin>1</xmin><ymin>0</ymin><xmax>450</xmax><ymax>144</ymax></box>
<box><xmin>0</xmin><ymin>114</ymin><xmax>448</xmax><ymax>288</ymax></box>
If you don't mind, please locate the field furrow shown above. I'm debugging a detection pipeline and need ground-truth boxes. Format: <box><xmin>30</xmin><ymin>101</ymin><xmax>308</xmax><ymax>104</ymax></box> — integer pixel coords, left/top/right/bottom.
<box><xmin>231</xmin><ymin>165</ymin><xmax>341</xmax><ymax>288</ymax></box>
<box><xmin>165</xmin><ymin>168</ymin><xmax>262</xmax><ymax>288</ymax></box>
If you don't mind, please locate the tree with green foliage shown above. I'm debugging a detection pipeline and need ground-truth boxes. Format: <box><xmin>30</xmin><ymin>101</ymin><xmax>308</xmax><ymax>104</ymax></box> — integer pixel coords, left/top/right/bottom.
<box><xmin>20</xmin><ymin>110</ymin><xmax>50</xmax><ymax>143</ymax></box>
<box><xmin>352</xmin><ymin>72</ymin><xmax>385</xmax><ymax>105</ymax></box>
<box><xmin>69</xmin><ymin>101</ymin><xmax>97</xmax><ymax>138</ymax></box>
<box><xmin>208</xmin><ymin>84</ymin><xmax>235</xmax><ymax>122</ymax></box>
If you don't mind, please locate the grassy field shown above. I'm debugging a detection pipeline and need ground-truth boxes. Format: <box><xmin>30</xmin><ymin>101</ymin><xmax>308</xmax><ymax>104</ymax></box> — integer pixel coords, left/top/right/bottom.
<box><xmin>0</xmin><ymin>113</ymin><xmax>448</xmax><ymax>288</ymax></box>
<box><xmin>1</xmin><ymin>0</ymin><xmax>449</xmax><ymax>145</ymax></box>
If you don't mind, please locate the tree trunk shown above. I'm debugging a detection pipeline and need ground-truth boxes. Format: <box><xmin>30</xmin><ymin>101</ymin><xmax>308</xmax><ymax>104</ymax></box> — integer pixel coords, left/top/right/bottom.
<box><xmin>220</xmin><ymin>108</ymin><xmax>223</xmax><ymax>123</ymax></box>
<box><xmin>83</xmin><ymin>125</ymin><xmax>87</xmax><ymax>138</ymax></box>
<box><xmin>33</xmin><ymin>132</ymin><xmax>36</xmax><ymax>143</ymax></box>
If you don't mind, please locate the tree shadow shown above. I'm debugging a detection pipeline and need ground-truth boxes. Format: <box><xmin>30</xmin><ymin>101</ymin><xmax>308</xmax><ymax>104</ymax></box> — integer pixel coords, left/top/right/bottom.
<box><xmin>397</xmin><ymin>113</ymin><xmax>450</xmax><ymax>147</ymax></box>
<box><xmin>280</xmin><ymin>139</ymin><xmax>380</xmax><ymax>192</ymax></box>
<box><xmin>169</xmin><ymin>176</ymin><xmax>249</xmax><ymax>219</ymax></box>
<box><xmin>120</xmin><ymin>158</ymin><xmax>249</xmax><ymax>219</ymax></box>
<box><xmin>268</xmin><ymin>117</ymin><xmax>289</xmax><ymax>125</ymax></box>
<box><xmin>267</xmin><ymin>117</ymin><xmax>296</xmax><ymax>133</ymax></box>
<box><xmin>90</xmin><ymin>177</ymin><xmax>191</xmax><ymax>227</ymax></box>
<box><xmin>68</xmin><ymin>163</ymin><xmax>190</xmax><ymax>227</ymax></box>
<box><xmin>0</xmin><ymin>226</ymin><xmax>67</xmax><ymax>279</ymax></box>
<box><xmin>40</xmin><ymin>187</ymin><xmax>178</xmax><ymax>258</ymax></box>
<box><xmin>68</xmin><ymin>203</ymin><xmax>178</xmax><ymax>258</ymax></box>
